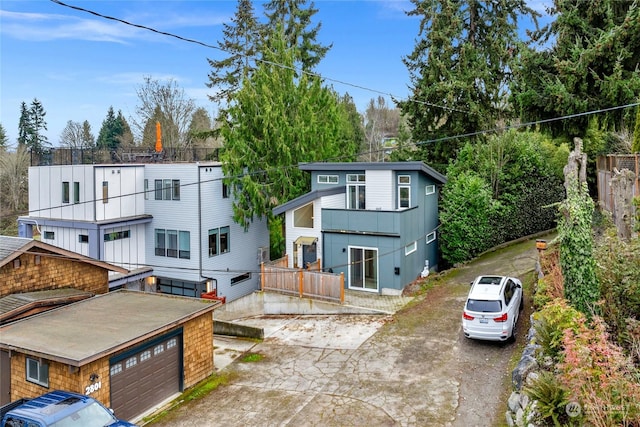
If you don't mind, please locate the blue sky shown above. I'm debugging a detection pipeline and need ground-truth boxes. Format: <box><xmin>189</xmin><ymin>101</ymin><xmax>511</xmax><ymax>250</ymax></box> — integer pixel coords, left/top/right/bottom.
<box><xmin>0</xmin><ymin>0</ymin><xmax>551</xmax><ymax>146</ymax></box>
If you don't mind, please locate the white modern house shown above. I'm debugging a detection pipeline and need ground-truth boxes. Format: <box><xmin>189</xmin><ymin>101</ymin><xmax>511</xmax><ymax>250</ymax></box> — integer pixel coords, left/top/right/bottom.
<box><xmin>18</xmin><ymin>161</ymin><xmax>269</xmax><ymax>302</ymax></box>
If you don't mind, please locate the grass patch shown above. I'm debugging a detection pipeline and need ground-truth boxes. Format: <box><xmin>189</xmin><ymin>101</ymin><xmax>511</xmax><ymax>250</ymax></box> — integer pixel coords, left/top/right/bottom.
<box><xmin>141</xmin><ymin>371</ymin><xmax>236</xmax><ymax>425</ymax></box>
<box><xmin>240</xmin><ymin>352</ymin><xmax>264</xmax><ymax>363</ymax></box>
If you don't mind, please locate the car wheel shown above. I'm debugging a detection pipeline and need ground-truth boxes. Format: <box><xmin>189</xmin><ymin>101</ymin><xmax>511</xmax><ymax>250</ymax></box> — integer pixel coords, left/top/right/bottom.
<box><xmin>509</xmin><ymin>320</ymin><xmax>517</xmax><ymax>343</ymax></box>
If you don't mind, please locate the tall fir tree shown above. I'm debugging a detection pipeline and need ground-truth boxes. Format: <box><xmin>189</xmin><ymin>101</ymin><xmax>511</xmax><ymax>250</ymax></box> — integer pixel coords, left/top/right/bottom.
<box><xmin>511</xmin><ymin>0</ymin><xmax>640</xmax><ymax>137</ymax></box>
<box><xmin>0</xmin><ymin>123</ymin><xmax>8</xmax><ymax>151</ymax></box>
<box><xmin>264</xmin><ymin>0</ymin><xmax>331</xmax><ymax>72</ymax></box>
<box><xmin>17</xmin><ymin>102</ymin><xmax>32</xmax><ymax>147</ymax></box>
<box><xmin>399</xmin><ymin>0</ymin><xmax>537</xmax><ymax>171</ymax></box>
<box><xmin>97</xmin><ymin>106</ymin><xmax>121</xmax><ymax>150</ymax></box>
<box><xmin>81</xmin><ymin>120</ymin><xmax>96</xmax><ymax>148</ymax></box>
<box><xmin>207</xmin><ymin>0</ymin><xmax>262</xmax><ymax>109</ymax></box>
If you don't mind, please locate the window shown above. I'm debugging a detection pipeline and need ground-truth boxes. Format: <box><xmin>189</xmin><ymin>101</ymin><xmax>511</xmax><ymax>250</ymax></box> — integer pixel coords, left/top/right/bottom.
<box><xmin>347</xmin><ymin>174</ymin><xmax>366</xmax><ymax>210</ymax></box>
<box><xmin>398</xmin><ymin>175</ymin><xmax>411</xmax><ymax>185</ymax></box>
<box><xmin>293</xmin><ymin>203</ymin><xmax>314</xmax><ymax>228</ymax></box>
<box><xmin>144</xmin><ymin>179</ymin><xmax>149</xmax><ymax>200</ymax></box>
<box><xmin>73</xmin><ymin>182</ymin><xmax>80</xmax><ymax>204</ymax></box>
<box><xmin>172</xmin><ymin>179</ymin><xmax>180</xmax><ymax>200</ymax></box>
<box><xmin>222</xmin><ymin>182</ymin><xmax>229</xmax><ymax>198</ymax></box>
<box><xmin>13</xmin><ymin>259</ymin><xmax>21</xmax><ymax>269</ymax></box>
<box><xmin>425</xmin><ymin>185</ymin><xmax>436</xmax><ymax>195</ymax></box>
<box><xmin>208</xmin><ymin>226</ymin><xmax>230</xmax><ymax>256</ymax></box>
<box><xmin>179</xmin><ymin>231</ymin><xmax>190</xmax><ymax>259</ymax></box>
<box><xmin>317</xmin><ymin>175</ymin><xmax>338</xmax><ymax>184</ymax></box>
<box><xmin>426</xmin><ymin>231</ymin><xmax>436</xmax><ymax>244</ymax></box>
<box><xmin>43</xmin><ymin>231</ymin><xmax>54</xmax><ymax>240</ymax></box>
<box><xmin>104</xmin><ymin>230</ymin><xmax>130</xmax><ymax>242</ymax></box>
<box><xmin>154</xmin><ymin>344</ymin><xmax>164</xmax><ymax>355</ymax></box>
<box><xmin>167</xmin><ymin>230</ymin><xmax>178</xmax><ymax>258</ymax></box>
<box><xmin>110</xmin><ymin>363</ymin><xmax>122</xmax><ymax>376</ymax></box>
<box><xmin>220</xmin><ymin>226</ymin><xmax>230</xmax><ymax>253</ymax></box>
<box><xmin>154</xmin><ymin>179</ymin><xmax>181</xmax><ymax>200</ymax></box>
<box><xmin>208</xmin><ymin>228</ymin><xmax>219</xmax><ymax>256</ymax></box>
<box><xmin>140</xmin><ymin>350</ymin><xmax>151</xmax><ymax>362</ymax></box>
<box><xmin>398</xmin><ymin>186</ymin><xmax>410</xmax><ymax>209</ymax></box>
<box><xmin>155</xmin><ymin>229</ymin><xmax>190</xmax><ymax>259</ymax></box>
<box><xmin>102</xmin><ymin>181</ymin><xmax>108</xmax><ymax>203</ymax></box>
<box><xmin>79</xmin><ymin>234</ymin><xmax>89</xmax><ymax>243</ymax></box>
<box><xmin>155</xmin><ymin>179</ymin><xmax>163</xmax><ymax>200</ymax></box>
<box><xmin>62</xmin><ymin>182</ymin><xmax>70</xmax><ymax>203</ymax></box>
<box><xmin>26</xmin><ymin>357</ymin><xmax>48</xmax><ymax>387</ymax></box>
<box><xmin>167</xmin><ymin>338</ymin><xmax>177</xmax><ymax>349</ymax></box>
<box><xmin>405</xmin><ymin>241</ymin><xmax>417</xmax><ymax>255</ymax></box>
<box><xmin>155</xmin><ymin>229</ymin><xmax>166</xmax><ymax>256</ymax></box>
<box><xmin>125</xmin><ymin>357</ymin><xmax>137</xmax><ymax>369</ymax></box>
<box><xmin>163</xmin><ymin>179</ymin><xmax>172</xmax><ymax>200</ymax></box>
<box><xmin>231</xmin><ymin>272</ymin><xmax>251</xmax><ymax>285</ymax></box>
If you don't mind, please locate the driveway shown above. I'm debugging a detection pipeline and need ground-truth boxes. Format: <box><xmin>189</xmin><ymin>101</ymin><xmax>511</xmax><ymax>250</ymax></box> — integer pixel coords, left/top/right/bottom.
<box><xmin>147</xmin><ymin>236</ymin><xmax>545</xmax><ymax>427</ymax></box>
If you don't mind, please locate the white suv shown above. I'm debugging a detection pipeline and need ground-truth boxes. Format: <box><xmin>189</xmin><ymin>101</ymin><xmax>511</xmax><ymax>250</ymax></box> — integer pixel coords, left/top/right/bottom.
<box><xmin>462</xmin><ymin>275</ymin><xmax>523</xmax><ymax>342</ymax></box>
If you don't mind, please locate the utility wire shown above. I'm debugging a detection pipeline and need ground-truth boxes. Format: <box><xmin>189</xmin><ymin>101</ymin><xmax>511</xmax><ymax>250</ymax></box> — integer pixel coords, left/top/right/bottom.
<box><xmin>49</xmin><ymin>0</ymin><xmax>466</xmax><ymax>113</ymax></box>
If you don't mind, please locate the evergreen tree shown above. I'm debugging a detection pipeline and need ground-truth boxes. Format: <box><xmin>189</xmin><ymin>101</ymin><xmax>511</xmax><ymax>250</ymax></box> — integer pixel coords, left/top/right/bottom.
<box><xmin>633</xmin><ymin>106</ymin><xmax>640</xmax><ymax>153</ymax></box>
<box><xmin>81</xmin><ymin>120</ymin><xmax>96</xmax><ymax>148</ymax></box>
<box><xmin>511</xmin><ymin>0</ymin><xmax>640</xmax><ymax>137</ymax></box>
<box><xmin>97</xmin><ymin>107</ymin><xmax>121</xmax><ymax>150</ymax></box>
<box><xmin>220</xmin><ymin>27</ymin><xmax>356</xmax><ymax>230</ymax></box>
<box><xmin>0</xmin><ymin>123</ymin><xmax>9</xmax><ymax>151</ymax></box>
<box><xmin>29</xmin><ymin>98</ymin><xmax>49</xmax><ymax>154</ymax></box>
<box><xmin>17</xmin><ymin>102</ymin><xmax>32</xmax><ymax>147</ymax></box>
<box><xmin>207</xmin><ymin>0</ymin><xmax>262</xmax><ymax>109</ymax></box>
<box><xmin>116</xmin><ymin>111</ymin><xmax>134</xmax><ymax>148</ymax></box>
<box><xmin>399</xmin><ymin>0</ymin><xmax>537</xmax><ymax>171</ymax></box>
<box><xmin>264</xmin><ymin>0</ymin><xmax>331</xmax><ymax>72</ymax></box>
<box><xmin>187</xmin><ymin>108</ymin><xmax>215</xmax><ymax>149</ymax></box>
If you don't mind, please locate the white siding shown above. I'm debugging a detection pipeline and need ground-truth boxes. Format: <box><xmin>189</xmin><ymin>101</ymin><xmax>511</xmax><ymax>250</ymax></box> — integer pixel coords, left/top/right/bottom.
<box><xmin>94</xmin><ymin>166</ymin><xmax>145</xmax><ymax>221</ymax></box>
<box><xmin>102</xmin><ymin>224</ymin><xmax>146</xmax><ymax>269</ymax></box>
<box><xmin>40</xmin><ymin>226</ymin><xmax>90</xmax><ymax>256</ymax></box>
<box><xmin>366</xmin><ymin>170</ymin><xmax>393</xmax><ymax>210</ymax></box>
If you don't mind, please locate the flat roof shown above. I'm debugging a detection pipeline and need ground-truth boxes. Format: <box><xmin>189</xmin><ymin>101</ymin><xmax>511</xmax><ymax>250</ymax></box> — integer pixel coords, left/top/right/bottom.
<box><xmin>0</xmin><ymin>290</ymin><xmax>219</xmax><ymax>366</ymax></box>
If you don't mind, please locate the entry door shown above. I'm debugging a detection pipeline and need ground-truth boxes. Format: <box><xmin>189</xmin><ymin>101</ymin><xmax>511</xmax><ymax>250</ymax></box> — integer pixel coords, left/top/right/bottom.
<box><xmin>349</xmin><ymin>247</ymin><xmax>378</xmax><ymax>291</ymax></box>
<box><xmin>302</xmin><ymin>242</ymin><xmax>317</xmax><ymax>266</ymax></box>
<box><xmin>0</xmin><ymin>350</ymin><xmax>10</xmax><ymax>405</ymax></box>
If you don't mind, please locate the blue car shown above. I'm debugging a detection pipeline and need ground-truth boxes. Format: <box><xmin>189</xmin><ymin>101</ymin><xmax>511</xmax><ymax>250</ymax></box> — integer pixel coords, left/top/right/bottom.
<box><xmin>1</xmin><ymin>390</ymin><xmax>137</xmax><ymax>427</ymax></box>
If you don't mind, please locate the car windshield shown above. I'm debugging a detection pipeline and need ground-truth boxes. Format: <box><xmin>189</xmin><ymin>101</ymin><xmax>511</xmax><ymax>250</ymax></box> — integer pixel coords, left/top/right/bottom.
<box><xmin>50</xmin><ymin>401</ymin><xmax>117</xmax><ymax>427</ymax></box>
<box><xmin>466</xmin><ymin>299</ymin><xmax>502</xmax><ymax>313</ymax></box>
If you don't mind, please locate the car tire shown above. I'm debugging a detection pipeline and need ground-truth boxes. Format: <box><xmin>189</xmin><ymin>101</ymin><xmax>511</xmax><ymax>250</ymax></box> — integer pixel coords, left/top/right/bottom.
<box><xmin>509</xmin><ymin>320</ymin><xmax>517</xmax><ymax>343</ymax></box>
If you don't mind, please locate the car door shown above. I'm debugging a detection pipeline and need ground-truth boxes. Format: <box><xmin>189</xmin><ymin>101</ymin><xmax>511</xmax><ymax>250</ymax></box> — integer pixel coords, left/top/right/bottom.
<box><xmin>506</xmin><ymin>279</ymin><xmax>519</xmax><ymax>324</ymax></box>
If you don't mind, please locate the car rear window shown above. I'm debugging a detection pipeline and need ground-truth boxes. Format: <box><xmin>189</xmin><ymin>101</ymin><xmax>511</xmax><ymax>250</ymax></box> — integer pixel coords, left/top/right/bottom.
<box><xmin>466</xmin><ymin>299</ymin><xmax>502</xmax><ymax>313</ymax></box>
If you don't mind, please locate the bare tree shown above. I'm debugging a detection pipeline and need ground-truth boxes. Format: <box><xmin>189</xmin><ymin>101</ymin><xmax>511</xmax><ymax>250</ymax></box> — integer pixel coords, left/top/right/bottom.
<box><xmin>363</xmin><ymin>96</ymin><xmax>401</xmax><ymax>161</ymax></box>
<box><xmin>60</xmin><ymin>120</ymin><xmax>83</xmax><ymax>148</ymax></box>
<box><xmin>131</xmin><ymin>76</ymin><xmax>196</xmax><ymax>151</ymax></box>
<box><xmin>0</xmin><ymin>145</ymin><xmax>30</xmax><ymax>214</ymax></box>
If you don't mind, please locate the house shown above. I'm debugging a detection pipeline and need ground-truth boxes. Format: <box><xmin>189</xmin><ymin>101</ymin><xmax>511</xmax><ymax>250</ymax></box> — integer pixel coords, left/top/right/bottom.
<box><xmin>273</xmin><ymin>162</ymin><xmax>447</xmax><ymax>295</ymax></box>
<box><xmin>17</xmin><ymin>162</ymin><xmax>270</xmax><ymax>302</ymax></box>
<box><xmin>0</xmin><ymin>290</ymin><xmax>218</xmax><ymax>422</ymax></box>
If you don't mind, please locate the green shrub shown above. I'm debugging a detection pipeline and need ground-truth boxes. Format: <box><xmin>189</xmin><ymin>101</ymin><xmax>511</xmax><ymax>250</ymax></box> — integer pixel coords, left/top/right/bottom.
<box><xmin>523</xmin><ymin>370</ymin><xmax>579</xmax><ymax>426</ymax></box>
<box><xmin>534</xmin><ymin>299</ymin><xmax>584</xmax><ymax>363</ymax></box>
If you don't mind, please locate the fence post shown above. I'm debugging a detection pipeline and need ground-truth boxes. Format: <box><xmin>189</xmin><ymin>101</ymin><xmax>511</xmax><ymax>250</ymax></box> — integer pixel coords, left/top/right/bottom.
<box><xmin>299</xmin><ymin>269</ymin><xmax>304</xmax><ymax>298</ymax></box>
<box><xmin>261</xmin><ymin>262</ymin><xmax>264</xmax><ymax>291</ymax></box>
<box><xmin>340</xmin><ymin>272</ymin><xmax>345</xmax><ymax>303</ymax></box>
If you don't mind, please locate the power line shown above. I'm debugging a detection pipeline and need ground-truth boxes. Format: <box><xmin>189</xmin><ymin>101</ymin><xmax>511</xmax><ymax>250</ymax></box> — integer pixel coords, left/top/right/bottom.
<box><xmin>49</xmin><ymin>0</ymin><xmax>466</xmax><ymax>114</ymax></box>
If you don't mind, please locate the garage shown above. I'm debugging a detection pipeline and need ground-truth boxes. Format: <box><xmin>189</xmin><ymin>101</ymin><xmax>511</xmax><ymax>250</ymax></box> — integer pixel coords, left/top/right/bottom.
<box><xmin>110</xmin><ymin>330</ymin><xmax>183</xmax><ymax>421</ymax></box>
<box><xmin>0</xmin><ymin>290</ymin><xmax>218</xmax><ymax>422</ymax></box>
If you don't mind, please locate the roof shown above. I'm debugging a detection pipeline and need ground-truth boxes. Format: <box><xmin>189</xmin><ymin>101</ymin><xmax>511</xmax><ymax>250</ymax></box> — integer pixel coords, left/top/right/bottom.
<box><xmin>273</xmin><ymin>186</ymin><xmax>345</xmax><ymax>216</ymax></box>
<box><xmin>0</xmin><ymin>236</ymin><xmax>128</xmax><ymax>274</ymax></box>
<box><xmin>468</xmin><ymin>276</ymin><xmax>508</xmax><ymax>300</ymax></box>
<box><xmin>0</xmin><ymin>290</ymin><xmax>219</xmax><ymax>366</ymax></box>
<box><xmin>0</xmin><ymin>288</ymin><xmax>93</xmax><ymax>325</ymax></box>
<box><xmin>299</xmin><ymin>161</ymin><xmax>447</xmax><ymax>185</ymax></box>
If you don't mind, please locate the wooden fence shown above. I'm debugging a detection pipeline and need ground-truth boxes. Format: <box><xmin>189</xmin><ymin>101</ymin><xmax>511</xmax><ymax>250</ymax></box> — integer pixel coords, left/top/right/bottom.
<box><xmin>597</xmin><ymin>154</ymin><xmax>640</xmax><ymax>213</ymax></box>
<box><xmin>260</xmin><ymin>261</ymin><xmax>344</xmax><ymax>304</ymax></box>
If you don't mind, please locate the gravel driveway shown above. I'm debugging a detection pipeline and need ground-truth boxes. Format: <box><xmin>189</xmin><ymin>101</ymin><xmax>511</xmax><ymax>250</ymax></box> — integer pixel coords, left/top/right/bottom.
<box><xmin>147</xmin><ymin>236</ymin><xmax>544</xmax><ymax>427</ymax></box>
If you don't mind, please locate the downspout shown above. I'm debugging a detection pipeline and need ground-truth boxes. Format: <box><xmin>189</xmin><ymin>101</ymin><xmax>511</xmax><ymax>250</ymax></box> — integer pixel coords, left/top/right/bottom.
<box><xmin>198</xmin><ymin>166</ymin><xmax>217</xmax><ymax>295</ymax></box>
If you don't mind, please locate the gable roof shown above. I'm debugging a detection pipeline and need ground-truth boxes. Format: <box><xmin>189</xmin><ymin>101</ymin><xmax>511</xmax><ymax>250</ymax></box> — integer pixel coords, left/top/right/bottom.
<box><xmin>0</xmin><ymin>288</ymin><xmax>93</xmax><ymax>325</ymax></box>
<box><xmin>273</xmin><ymin>186</ymin><xmax>345</xmax><ymax>216</ymax></box>
<box><xmin>0</xmin><ymin>236</ymin><xmax>128</xmax><ymax>274</ymax></box>
<box><xmin>299</xmin><ymin>161</ymin><xmax>447</xmax><ymax>185</ymax></box>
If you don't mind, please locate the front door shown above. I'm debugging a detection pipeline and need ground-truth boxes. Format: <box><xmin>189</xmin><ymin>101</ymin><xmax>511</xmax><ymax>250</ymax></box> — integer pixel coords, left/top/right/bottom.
<box><xmin>302</xmin><ymin>242</ymin><xmax>317</xmax><ymax>267</ymax></box>
<box><xmin>349</xmin><ymin>247</ymin><xmax>378</xmax><ymax>291</ymax></box>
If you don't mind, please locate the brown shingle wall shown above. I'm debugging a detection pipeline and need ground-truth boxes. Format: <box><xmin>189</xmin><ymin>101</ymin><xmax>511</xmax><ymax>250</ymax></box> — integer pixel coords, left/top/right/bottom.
<box><xmin>9</xmin><ymin>353</ymin><xmax>112</xmax><ymax>407</ymax></box>
<box><xmin>1</xmin><ymin>251</ymin><xmax>109</xmax><ymax>297</ymax></box>
<box><xmin>182</xmin><ymin>313</ymin><xmax>214</xmax><ymax>388</ymax></box>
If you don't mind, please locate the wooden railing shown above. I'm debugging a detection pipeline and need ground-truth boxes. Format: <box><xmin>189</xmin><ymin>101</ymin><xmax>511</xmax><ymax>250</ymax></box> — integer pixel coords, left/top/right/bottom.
<box><xmin>260</xmin><ymin>262</ymin><xmax>344</xmax><ymax>304</ymax></box>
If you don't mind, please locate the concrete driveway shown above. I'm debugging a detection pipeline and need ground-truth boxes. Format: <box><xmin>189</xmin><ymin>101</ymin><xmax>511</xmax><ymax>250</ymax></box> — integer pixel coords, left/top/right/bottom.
<box><xmin>145</xmin><ymin>235</ymin><xmax>547</xmax><ymax>427</ymax></box>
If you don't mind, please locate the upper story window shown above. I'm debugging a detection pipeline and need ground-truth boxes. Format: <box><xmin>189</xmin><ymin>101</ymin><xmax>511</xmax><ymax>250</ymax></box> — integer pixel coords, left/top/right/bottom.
<box><xmin>62</xmin><ymin>182</ymin><xmax>70</xmax><ymax>203</ymax></box>
<box><xmin>294</xmin><ymin>203</ymin><xmax>314</xmax><ymax>228</ymax></box>
<box><xmin>43</xmin><ymin>231</ymin><xmax>55</xmax><ymax>240</ymax></box>
<box><xmin>144</xmin><ymin>179</ymin><xmax>149</xmax><ymax>200</ymax></box>
<box><xmin>208</xmin><ymin>226</ymin><xmax>230</xmax><ymax>257</ymax></box>
<box><xmin>317</xmin><ymin>175</ymin><xmax>338</xmax><ymax>184</ymax></box>
<box><xmin>155</xmin><ymin>179</ymin><xmax>180</xmax><ymax>200</ymax></box>
<box><xmin>155</xmin><ymin>229</ymin><xmax>190</xmax><ymax>259</ymax></box>
<box><xmin>425</xmin><ymin>185</ymin><xmax>436</xmax><ymax>195</ymax></box>
<box><xmin>104</xmin><ymin>230</ymin><xmax>130</xmax><ymax>242</ymax></box>
<box><xmin>426</xmin><ymin>231</ymin><xmax>436</xmax><ymax>244</ymax></box>
<box><xmin>222</xmin><ymin>182</ymin><xmax>229</xmax><ymax>198</ymax></box>
<box><xmin>398</xmin><ymin>175</ymin><xmax>411</xmax><ymax>209</ymax></box>
<box><xmin>73</xmin><ymin>182</ymin><xmax>80</xmax><ymax>204</ymax></box>
<box><xmin>347</xmin><ymin>174</ymin><xmax>366</xmax><ymax>210</ymax></box>
<box><xmin>102</xmin><ymin>181</ymin><xmax>108</xmax><ymax>204</ymax></box>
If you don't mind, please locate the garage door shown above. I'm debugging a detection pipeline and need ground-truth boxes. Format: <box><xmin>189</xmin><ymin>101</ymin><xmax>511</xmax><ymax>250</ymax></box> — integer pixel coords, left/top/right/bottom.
<box><xmin>110</xmin><ymin>331</ymin><xmax>182</xmax><ymax>421</ymax></box>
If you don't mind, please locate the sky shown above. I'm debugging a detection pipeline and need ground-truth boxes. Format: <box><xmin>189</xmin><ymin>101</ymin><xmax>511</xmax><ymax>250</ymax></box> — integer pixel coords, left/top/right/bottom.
<box><xmin>0</xmin><ymin>0</ymin><xmax>552</xmax><ymax>146</ymax></box>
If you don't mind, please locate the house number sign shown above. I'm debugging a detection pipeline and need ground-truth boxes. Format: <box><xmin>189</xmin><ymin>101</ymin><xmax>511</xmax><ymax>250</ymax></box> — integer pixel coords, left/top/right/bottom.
<box><xmin>85</xmin><ymin>381</ymin><xmax>102</xmax><ymax>395</ymax></box>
